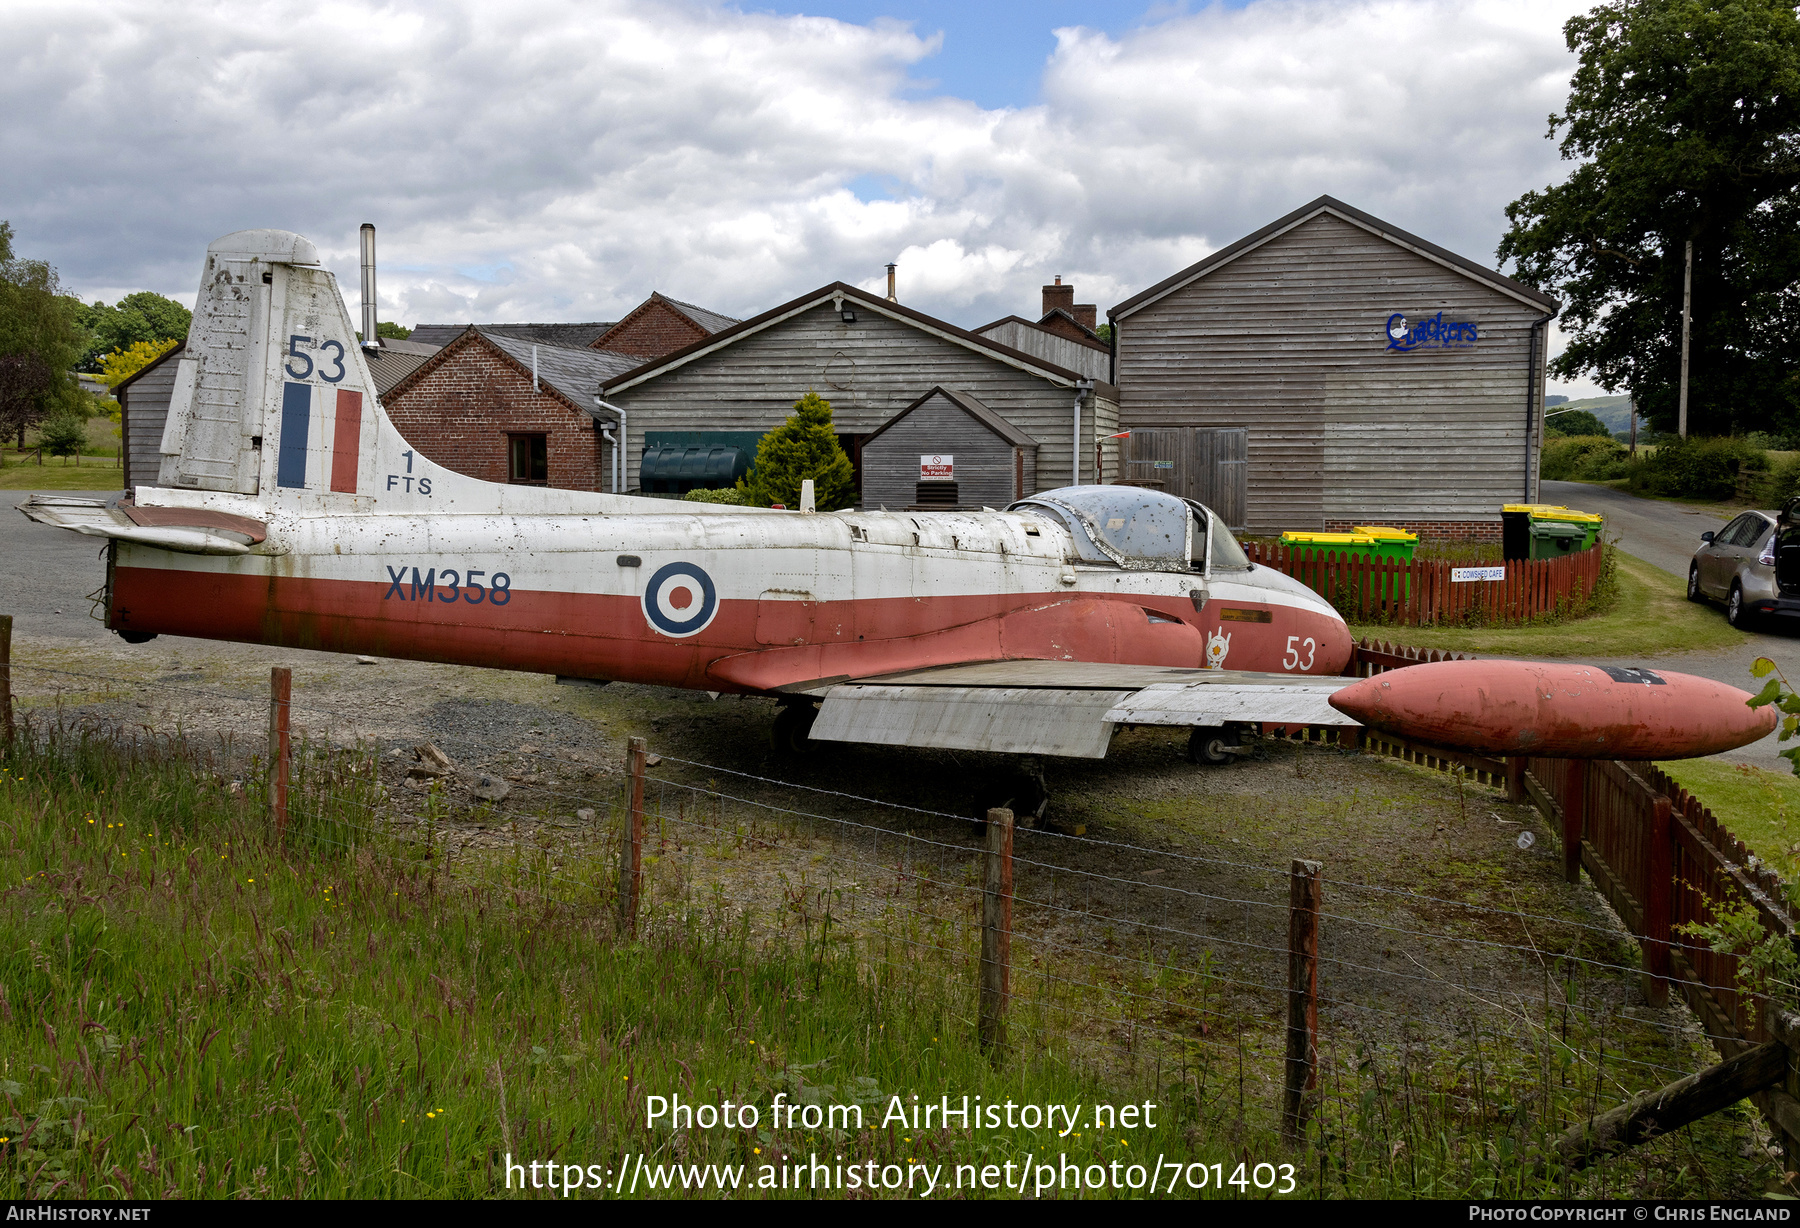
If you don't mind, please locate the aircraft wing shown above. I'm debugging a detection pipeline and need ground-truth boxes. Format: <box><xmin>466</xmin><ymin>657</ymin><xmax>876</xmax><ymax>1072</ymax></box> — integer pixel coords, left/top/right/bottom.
<box><xmin>800</xmin><ymin>659</ymin><xmax>1357</xmax><ymax>759</ymax></box>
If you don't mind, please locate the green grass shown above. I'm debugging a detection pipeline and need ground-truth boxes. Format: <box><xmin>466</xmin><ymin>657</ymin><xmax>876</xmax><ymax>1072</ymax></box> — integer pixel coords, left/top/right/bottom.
<box><xmin>1351</xmin><ymin>551</ymin><xmax>1747</xmax><ymax>659</ymax></box>
<box><xmin>0</xmin><ymin>727</ymin><xmax>1235</xmax><ymax>1200</ymax></box>
<box><xmin>1655</xmin><ymin>758</ymin><xmax>1800</xmax><ymax>883</ymax></box>
<box><xmin>0</xmin><ymin>719</ymin><xmax>1773</xmax><ymax>1198</ymax></box>
<box><xmin>1</xmin><ymin>449</ymin><xmax>123</xmax><ymax>490</ymax></box>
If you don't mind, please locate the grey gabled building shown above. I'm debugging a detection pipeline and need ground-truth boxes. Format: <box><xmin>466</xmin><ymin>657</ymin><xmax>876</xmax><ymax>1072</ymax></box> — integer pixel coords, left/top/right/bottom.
<box><xmin>1109</xmin><ymin>195</ymin><xmax>1559</xmax><ymax>539</ymax></box>
<box><xmin>601</xmin><ymin>281</ymin><xmax>1119</xmax><ymax>503</ymax></box>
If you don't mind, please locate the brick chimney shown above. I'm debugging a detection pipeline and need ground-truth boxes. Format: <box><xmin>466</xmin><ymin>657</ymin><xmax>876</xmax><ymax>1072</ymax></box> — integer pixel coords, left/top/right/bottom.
<box><xmin>1042</xmin><ymin>276</ymin><xmax>1074</xmax><ymax>318</ymax></box>
<box><xmin>1072</xmin><ymin>303</ymin><xmax>1097</xmax><ymax>330</ymax></box>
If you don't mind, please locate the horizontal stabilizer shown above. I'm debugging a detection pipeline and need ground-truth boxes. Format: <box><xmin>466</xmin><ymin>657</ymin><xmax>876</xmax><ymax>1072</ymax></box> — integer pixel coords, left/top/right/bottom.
<box><xmin>17</xmin><ymin>496</ymin><xmax>260</xmax><ymax>556</ymax></box>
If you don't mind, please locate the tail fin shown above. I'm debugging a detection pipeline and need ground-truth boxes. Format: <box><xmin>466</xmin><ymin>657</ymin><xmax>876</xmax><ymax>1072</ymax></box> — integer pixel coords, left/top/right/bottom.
<box><xmin>157</xmin><ymin>229</ymin><xmax>381</xmax><ymax>499</ymax></box>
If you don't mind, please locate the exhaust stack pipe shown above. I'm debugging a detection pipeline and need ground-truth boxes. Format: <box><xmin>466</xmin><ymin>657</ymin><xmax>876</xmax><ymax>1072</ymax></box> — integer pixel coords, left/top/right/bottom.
<box><xmin>886</xmin><ymin>262</ymin><xmax>896</xmax><ymax>302</ymax></box>
<box><xmin>359</xmin><ymin>223</ymin><xmax>379</xmax><ymax>351</ymax></box>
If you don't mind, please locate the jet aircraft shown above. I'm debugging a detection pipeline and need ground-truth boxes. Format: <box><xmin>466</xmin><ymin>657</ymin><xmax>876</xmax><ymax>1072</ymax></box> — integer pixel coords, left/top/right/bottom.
<box><xmin>24</xmin><ymin>228</ymin><xmax>1367</xmax><ymax>795</ymax></box>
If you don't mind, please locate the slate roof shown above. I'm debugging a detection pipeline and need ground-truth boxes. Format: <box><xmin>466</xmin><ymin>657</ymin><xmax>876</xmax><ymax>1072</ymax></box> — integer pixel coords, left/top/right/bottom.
<box><xmin>363</xmin><ymin>337</ymin><xmax>440</xmax><ymax>396</ymax></box>
<box><xmin>410</xmin><ymin>322</ymin><xmax>616</xmax><ymax>349</ymax></box>
<box><xmin>478</xmin><ymin>329</ymin><xmax>641</xmax><ymax>415</ymax></box>
<box><xmin>658</xmin><ymin>295</ymin><xmax>738</xmax><ymax>335</ymax></box>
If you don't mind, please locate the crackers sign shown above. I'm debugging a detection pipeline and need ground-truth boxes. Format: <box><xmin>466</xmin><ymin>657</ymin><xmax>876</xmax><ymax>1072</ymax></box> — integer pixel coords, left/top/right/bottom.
<box><xmin>1452</xmin><ymin>566</ymin><xmax>1506</xmax><ymax>583</ymax></box>
<box><xmin>920</xmin><ymin>455</ymin><xmax>954</xmax><ymax>481</ymax></box>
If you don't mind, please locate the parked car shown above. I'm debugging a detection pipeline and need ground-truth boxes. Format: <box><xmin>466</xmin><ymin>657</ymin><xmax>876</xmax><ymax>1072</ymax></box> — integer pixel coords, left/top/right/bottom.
<box><xmin>1687</xmin><ymin>506</ymin><xmax>1799</xmax><ymax>628</ymax></box>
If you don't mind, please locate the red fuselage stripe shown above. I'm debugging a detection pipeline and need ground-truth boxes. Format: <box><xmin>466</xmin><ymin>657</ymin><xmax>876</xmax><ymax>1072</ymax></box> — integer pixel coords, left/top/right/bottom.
<box><xmin>109</xmin><ymin>566</ymin><xmax>1352</xmax><ymax>690</ymax></box>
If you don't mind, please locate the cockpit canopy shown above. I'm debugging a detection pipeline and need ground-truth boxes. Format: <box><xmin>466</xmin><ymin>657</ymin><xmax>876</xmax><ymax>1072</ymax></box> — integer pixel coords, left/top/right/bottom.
<box><xmin>1009</xmin><ymin>485</ymin><xmax>1251</xmax><ymax>573</ymax></box>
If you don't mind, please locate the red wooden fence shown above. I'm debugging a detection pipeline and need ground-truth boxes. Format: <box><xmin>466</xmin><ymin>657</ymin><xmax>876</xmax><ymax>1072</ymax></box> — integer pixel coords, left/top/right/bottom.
<box><xmin>1243</xmin><ymin>541</ymin><xmax>1606</xmax><ymax>627</ymax></box>
<box><xmin>1298</xmin><ymin>641</ymin><xmax>1800</xmax><ymax>1145</ymax></box>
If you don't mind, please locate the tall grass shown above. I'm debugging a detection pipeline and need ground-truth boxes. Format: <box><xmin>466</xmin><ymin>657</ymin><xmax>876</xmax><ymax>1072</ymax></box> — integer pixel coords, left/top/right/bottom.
<box><xmin>0</xmin><ymin>718</ymin><xmax>1773</xmax><ymax>1198</ymax></box>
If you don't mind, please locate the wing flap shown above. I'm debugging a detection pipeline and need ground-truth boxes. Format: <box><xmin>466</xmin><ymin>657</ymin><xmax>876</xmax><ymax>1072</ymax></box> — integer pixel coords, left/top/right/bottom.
<box><xmin>810</xmin><ymin>684</ymin><xmax>1135</xmax><ymax>759</ymax></box>
<box><xmin>1104</xmin><ymin>680</ymin><xmax>1358</xmax><ymax>728</ymax></box>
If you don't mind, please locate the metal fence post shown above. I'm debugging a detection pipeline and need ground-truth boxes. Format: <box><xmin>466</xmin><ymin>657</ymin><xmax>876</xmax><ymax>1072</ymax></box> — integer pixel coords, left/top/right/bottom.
<box><xmin>1563</xmin><ymin>760</ymin><xmax>1587</xmax><ymax>885</ymax></box>
<box><xmin>1283</xmin><ymin>858</ymin><xmax>1323</xmax><ymax>1146</ymax></box>
<box><xmin>619</xmin><ymin>736</ymin><xmax>646</xmax><ymax>937</ymax></box>
<box><xmin>1643</xmin><ymin>795</ymin><xmax>1672</xmax><ymax>1007</ymax></box>
<box><xmin>268</xmin><ymin>666</ymin><xmax>291</xmax><ymax>840</ymax></box>
<box><xmin>980</xmin><ymin>807</ymin><xmax>1014</xmax><ymax>1059</ymax></box>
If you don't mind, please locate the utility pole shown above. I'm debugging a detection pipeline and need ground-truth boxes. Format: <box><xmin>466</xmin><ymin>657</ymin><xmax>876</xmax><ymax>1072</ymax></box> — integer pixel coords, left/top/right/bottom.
<box><xmin>1678</xmin><ymin>240</ymin><xmax>1692</xmax><ymax>438</ymax></box>
<box><xmin>1629</xmin><ymin>397</ymin><xmax>1637</xmax><ymax>458</ymax></box>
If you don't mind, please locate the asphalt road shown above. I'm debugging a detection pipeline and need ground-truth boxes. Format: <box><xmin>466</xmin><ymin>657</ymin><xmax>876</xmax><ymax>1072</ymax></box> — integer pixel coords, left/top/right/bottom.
<box><xmin>4</xmin><ymin>483</ymin><xmax>1796</xmax><ymax>770</ymax></box>
<box><xmin>3</xmin><ymin>489</ymin><xmax>123</xmax><ymax>641</ymax></box>
<box><xmin>1542</xmin><ymin>479</ymin><xmax>1798</xmax><ymax>770</ymax></box>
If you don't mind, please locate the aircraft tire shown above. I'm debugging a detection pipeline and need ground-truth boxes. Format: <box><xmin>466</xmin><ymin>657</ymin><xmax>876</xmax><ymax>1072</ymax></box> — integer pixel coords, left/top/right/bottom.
<box><xmin>770</xmin><ymin>703</ymin><xmax>818</xmax><ymax>754</ymax></box>
<box><xmin>1187</xmin><ymin>726</ymin><xmax>1235</xmax><ymax>766</ymax></box>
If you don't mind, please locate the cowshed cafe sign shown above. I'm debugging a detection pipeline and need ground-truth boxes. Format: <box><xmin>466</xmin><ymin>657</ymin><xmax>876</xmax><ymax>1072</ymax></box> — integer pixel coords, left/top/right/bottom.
<box><xmin>1386</xmin><ymin>311</ymin><xmax>1477</xmax><ymax>352</ymax></box>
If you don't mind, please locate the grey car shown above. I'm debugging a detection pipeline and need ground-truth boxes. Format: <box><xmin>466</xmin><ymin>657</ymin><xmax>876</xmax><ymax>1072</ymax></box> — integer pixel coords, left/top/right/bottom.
<box><xmin>1688</xmin><ymin>508</ymin><xmax>1787</xmax><ymax>628</ymax></box>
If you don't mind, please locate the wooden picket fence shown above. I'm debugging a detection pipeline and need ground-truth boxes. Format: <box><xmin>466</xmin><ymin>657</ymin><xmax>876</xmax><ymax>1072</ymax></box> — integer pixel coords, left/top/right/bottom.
<box><xmin>1243</xmin><ymin>541</ymin><xmax>1606</xmax><ymax>627</ymax></box>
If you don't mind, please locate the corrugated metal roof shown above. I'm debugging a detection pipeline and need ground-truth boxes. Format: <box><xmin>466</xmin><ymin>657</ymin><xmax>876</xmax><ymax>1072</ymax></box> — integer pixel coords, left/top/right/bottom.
<box><xmin>479</xmin><ymin>330</ymin><xmax>641</xmax><ymax>414</ymax></box>
<box><xmin>410</xmin><ymin>322</ymin><xmax>616</xmax><ymax>349</ymax></box>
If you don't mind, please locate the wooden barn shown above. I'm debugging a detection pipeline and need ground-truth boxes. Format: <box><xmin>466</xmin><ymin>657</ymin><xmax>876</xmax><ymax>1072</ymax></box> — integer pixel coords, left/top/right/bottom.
<box><xmin>1109</xmin><ymin>195</ymin><xmax>1560</xmax><ymax>538</ymax></box>
<box><xmin>601</xmin><ymin>282</ymin><xmax>1118</xmax><ymax>503</ymax></box>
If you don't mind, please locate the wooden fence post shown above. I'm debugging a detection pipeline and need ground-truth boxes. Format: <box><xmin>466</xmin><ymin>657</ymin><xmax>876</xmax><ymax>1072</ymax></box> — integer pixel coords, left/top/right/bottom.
<box><xmin>1563</xmin><ymin>760</ymin><xmax>1587</xmax><ymax>885</ymax></box>
<box><xmin>268</xmin><ymin>666</ymin><xmax>291</xmax><ymax>840</ymax></box>
<box><xmin>619</xmin><ymin>736</ymin><xmax>646</xmax><ymax>937</ymax></box>
<box><xmin>980</xmin><ymin>807</ymin><xmax>1014</xmax><ymax>1059</ymax></box>
<box><xmin>1643</xmin><ymin>795</ymin><xmax>1672</xmax><ymax>1007</ymax></box>
<box><xmin>1283</xmin><ymin>858</ymin><xmax>1323</xmax><ymax>1146</ymax></box>
<box><xmin>0</xmin><ymin>614</ymin><xmax>13</xmax><ymax>751</ymax></box>
<box><xmin>1506</xmin><ymin>756</ymin><xmax>1526</xmax><ymax>805</ymax></box>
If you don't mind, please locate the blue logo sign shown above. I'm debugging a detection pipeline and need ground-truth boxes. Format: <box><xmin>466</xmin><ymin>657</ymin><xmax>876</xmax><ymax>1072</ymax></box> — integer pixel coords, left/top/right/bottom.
<box><xmin>643</xmin><ymin>561</ymin><xmax>719</xmax><ymax>638</ymax></box>
<box><xmin>1386</xmin><ymin>311</ymin><xmax>1478</xmax><ymax>352</ymax></box>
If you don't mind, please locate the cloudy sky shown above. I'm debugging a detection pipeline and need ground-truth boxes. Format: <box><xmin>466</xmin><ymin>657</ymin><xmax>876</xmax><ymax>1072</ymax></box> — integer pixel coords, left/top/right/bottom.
<box><xmin>2</xmin><ymin>0</ymin><xmax>1605</xmax><ymax>393</ymax></box>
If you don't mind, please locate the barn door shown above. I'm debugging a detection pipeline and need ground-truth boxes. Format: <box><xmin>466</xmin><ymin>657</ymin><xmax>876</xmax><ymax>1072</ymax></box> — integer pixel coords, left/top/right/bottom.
<box><xmin>1124</xmin><ymin>429</ymin><xmax>1181</xmax><ymax>489</ymax></box>
<box><xmin>1126</xmin><ymin>427</ymin><xmax>1246</xmax><ymax>530</ymax></box>
<box><xmin>1193</xmin><ymin>428</ymin><xmax>1247</xmax><ymax>531</ymax></box>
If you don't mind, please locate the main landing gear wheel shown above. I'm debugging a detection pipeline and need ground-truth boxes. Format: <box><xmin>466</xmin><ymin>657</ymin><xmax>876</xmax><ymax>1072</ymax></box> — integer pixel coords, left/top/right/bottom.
<box><xmin>1687</xmin><ymin>562</ymin><xmax>1705</xmax><ymax>603</ymax></box>
<box><xmin>973</xmin><ymin>759</ymin><xmax>1050</xmax><ymax>827</ymax></box>
<box><xmin>1187</xmin><ymin>725</ymin><xmax>1238</xmax><ymax>766</ymax></box>
<box><xmin>769</xmin><ymin>702</ymin><xmax>818</xmax><ymax>754</ymax></box>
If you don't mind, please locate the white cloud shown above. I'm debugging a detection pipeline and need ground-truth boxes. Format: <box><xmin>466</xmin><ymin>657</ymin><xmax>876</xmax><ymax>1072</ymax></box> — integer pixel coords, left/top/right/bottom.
<box><xmin>2</xmin><ymin>0</ymin><xmax>1590</xmax><ymax>341</ymax></box>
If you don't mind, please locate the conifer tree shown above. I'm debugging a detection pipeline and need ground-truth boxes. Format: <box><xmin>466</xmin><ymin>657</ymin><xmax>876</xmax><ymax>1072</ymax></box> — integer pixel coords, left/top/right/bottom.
<box><xmin>738</xmin><ymin>391</ymin><xmax>856</xmax><ymax>510</ymax></box>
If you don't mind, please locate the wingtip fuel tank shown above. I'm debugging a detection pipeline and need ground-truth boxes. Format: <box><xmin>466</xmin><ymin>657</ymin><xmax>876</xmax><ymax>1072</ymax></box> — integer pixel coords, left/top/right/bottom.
<box><xmin>1327</xmin><ymin>660</ymin><xmax>1776</xmax><ymax>759</ymax></box>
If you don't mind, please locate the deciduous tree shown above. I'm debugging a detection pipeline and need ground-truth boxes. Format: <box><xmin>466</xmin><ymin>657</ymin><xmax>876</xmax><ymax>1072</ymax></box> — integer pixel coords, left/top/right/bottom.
<box><xmin>0</xmin><ymin>221</ymin><xmax>85</xmax><ymax>446</ymax></box>
<box><xmin>1498</xmin><ymin>0</ymin><xmax>1800</xmax><ymax>436</ymax></box>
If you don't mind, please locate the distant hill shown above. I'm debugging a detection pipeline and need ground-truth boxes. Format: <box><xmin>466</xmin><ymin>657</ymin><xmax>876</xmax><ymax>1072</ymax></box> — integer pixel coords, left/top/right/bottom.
<box><xmin>1548</xmin><ymin>394</ymin><xmax>1634</xmax><ymax>434</ymax></box>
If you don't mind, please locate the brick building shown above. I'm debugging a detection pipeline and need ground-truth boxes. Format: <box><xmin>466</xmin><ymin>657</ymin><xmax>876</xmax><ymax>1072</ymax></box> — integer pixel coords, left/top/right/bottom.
<box><xmin>383</xmin><ymin>327</ymin><xmax>638</xmax><ymax>491</ymax></box>
<box><xmin>593</xmin><ymin>293</ymin><xmax>739</xmax><ymax>360</ymax></box>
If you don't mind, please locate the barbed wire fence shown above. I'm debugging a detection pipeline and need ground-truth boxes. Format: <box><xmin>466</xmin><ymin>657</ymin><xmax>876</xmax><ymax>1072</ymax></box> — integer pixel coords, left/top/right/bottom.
<box><xmin>1</xmin><ymin>648</ymin><xmax>1781</xmax><ymax>1192</ymax></box>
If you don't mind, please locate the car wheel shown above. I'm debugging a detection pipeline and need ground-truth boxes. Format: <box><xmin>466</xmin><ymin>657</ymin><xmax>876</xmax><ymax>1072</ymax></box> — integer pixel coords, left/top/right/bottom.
<box><xmin>1687</xmin><ymin>562</ymin><xmax>1706</xmax><ymax>603</ymax></box>
<box><xmin>1727</xmin><ymin>582</ymin><xmax>1755</xmax><ymax>630</ymax></box>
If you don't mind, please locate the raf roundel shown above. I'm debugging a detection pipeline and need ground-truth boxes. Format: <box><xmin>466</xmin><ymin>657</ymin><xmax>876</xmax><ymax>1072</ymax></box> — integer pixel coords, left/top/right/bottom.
<box><xmin>642</xmin><ymin>561</ymin><xmax>719</xmax><ymax>638</ymax></box>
